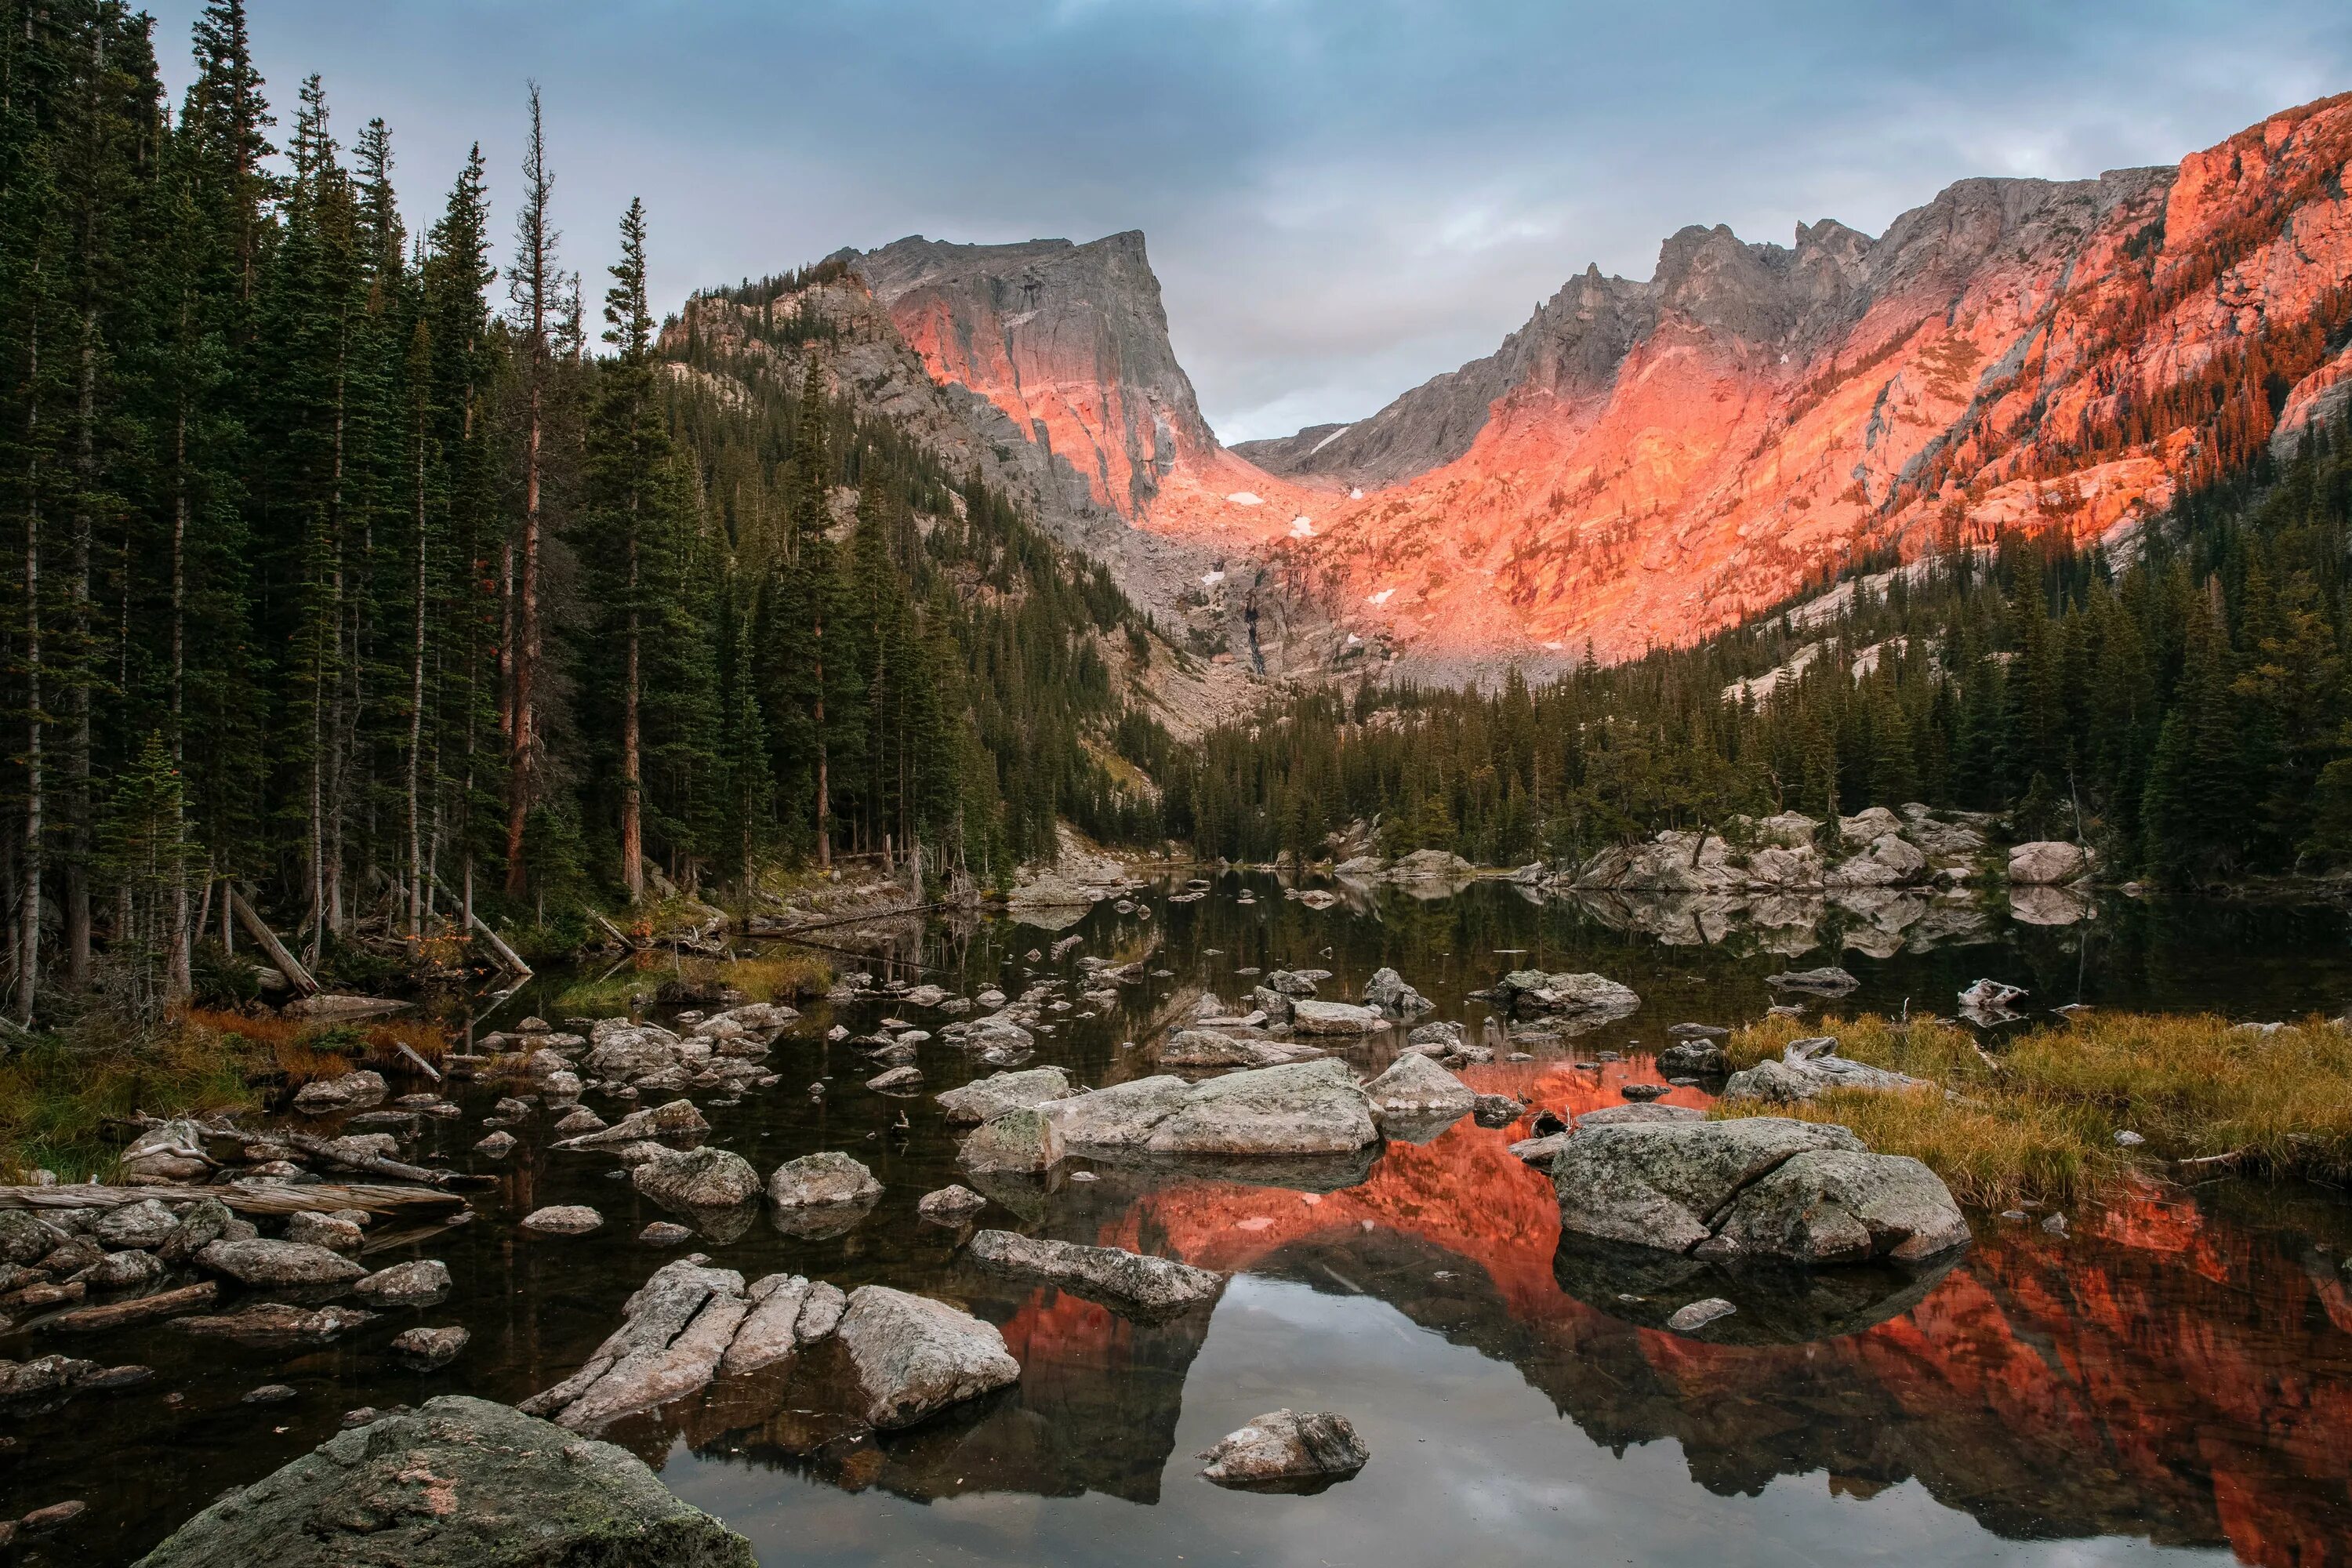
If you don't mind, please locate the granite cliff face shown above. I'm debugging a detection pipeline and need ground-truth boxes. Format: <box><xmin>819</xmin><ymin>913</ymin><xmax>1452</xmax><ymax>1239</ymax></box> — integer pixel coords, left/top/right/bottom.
<box><xmin>840</xmin><ymin>94</ymin><xmax>2352</xmax><ymax>673</ymax></box>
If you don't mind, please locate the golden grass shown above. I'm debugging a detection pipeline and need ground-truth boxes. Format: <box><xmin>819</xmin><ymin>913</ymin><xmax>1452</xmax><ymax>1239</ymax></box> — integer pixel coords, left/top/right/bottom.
<box><xmin>1714</xmin><ymin>1010</ymin><xmax>2352</xmax><ymax>1207</ymax></box>
<box><xmin>714</xmin><ymin>949</ymin><xmax>833</xmax><ymax>1003</ymax></box>
<box><xmin>0</xmin><ymin>1015</ymin><xmax>258</xmax><ymax>1182</ymax></box>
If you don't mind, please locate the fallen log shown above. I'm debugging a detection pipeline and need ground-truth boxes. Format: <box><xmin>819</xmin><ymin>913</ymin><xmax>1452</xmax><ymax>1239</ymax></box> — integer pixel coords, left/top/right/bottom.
<box><xmin>284</xmin><ymin>1132</ymin><xmax>473</xmax><ymax>1188</ymax></box>
<box><xmin>430</xmin><ymin>875</ymin><xmax>532</xmax><ymax>980</ymax></box>
<box><xmin>227</xmin><ymin>885</ymin><xmax>320</xmax><ymax>996</ymax></box>
<box><xmin>0</xmin><ymin>1181</ymin><xmax>466</xmax><ymax>1217</ymax></box>
<box><xmin>34</xmin><ymin>1280</ymin><xmax>218</xmax><ymax>1334</ymax></box>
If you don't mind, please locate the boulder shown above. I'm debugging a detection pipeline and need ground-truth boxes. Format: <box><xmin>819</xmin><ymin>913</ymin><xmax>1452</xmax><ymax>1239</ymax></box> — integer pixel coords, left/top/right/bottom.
<box><xmin>2009</xmin><ymin>840</ymin><xmax>2093</xmax><ymax>885</ymax></box>
<box><xmin>1198</xmin><ymin>1409</ymin><xmax>1367</xmax><ymax>1490</ymax></box>
<box><xmin>1494</xmin><ymin>971</ymin><xmax>1640</xmax><ymax>1022</ymax></box>
<box><xmin>833</xmin><ymin>1285</ymin><xmax>1021</xmax><ymax>1431</ymax></box>
<box><xmin>1144</xmin><ymin>1058</ymin><xmax>1378</xmax><ymax>1157</ymax></box>
<box><xmin>93</xmin><ymin>1198</ymin><xmax>177</xmax><ymax>1251</ymax></box>
<box><xmin>290</xmin><ymin>1071</ymin><xmax>388</xmax><ymax>1116</ymax></box>
<box><xmin>865</xmin><ymin>1065</ymin><xmax>925</xmax><ymax>1094</ymax></box>
<box><xmin>195</xmin><ymin>1240</ymin><xmax>365</xmax><ymax>1288</ymax></box>
<box><xmin>157</xmin><ymin>1200</ymin><xmax>230</xmax><ymax>1265</ymax></box>
<box><xmin>1764</xmin><ymin>965</ymin><xmax>1858</xmax><ymax>992</ymax></box>
<box><xmin>284</xmin><ymin>1212</ymin><xmax>365</xmax><ymax>1253</ymax></box>
<box><xmin>521</xmin><ymin>1258</ymin><xmax>750</xmax><ymax>1434</ymax></box>
<box><xmin>175</xmin><ymin>1304</ymin><xmax>376</xmax><ymax>1345</ymax></box>
<box><xmin>132</xmin><ymin>1395</ymin><xmax>754</xmax><ymax>1567</ymax></box>
<box><xmin>78</xmin><ymin>1248</ymin><xmax>165</xmax><ymax>1289</ymax></box>
<box><xmin>1287</xmin><ymin>1000</ymin><xmax>1387</xmax><ymax>1035</ymax></box>
<box><xmin>520</xmin><ymin>1207</ymin><xmax>604</xmax><ymax>1237</ymax></box>
<box><xmin>1361</xmin><ymin>1054</ymin><xmax>1475</xmax><ymax>1121</ymax></box>
<box><xmin>354</xmin><ymin>1260</ymin><xmax>451</xmax><ymax>1305</ymax></box>
<box><xmin>1577</xmin><ymin>1103</ymin><xmax>1705</xmax><ymax>1127</ymax></box>
<box><xmin>717</xmin><ymin>1273</ymin><xmax>820</xmax><ymax>1378</ymax></box>
<box><xmin>1551</xmin><ymin>1116</ymin><xmax>1966</xmax><ymax>1263</ymax></box>
<box><xmin>1386</xmin><ymin>848</ymin><xmax>1475</xmax><ymax>882</ymax></box>
<box><xmin>1709</xmin><ymin>1148</ymin><xmax>1971</xmax><ymax>1263</ymax></box>
<box><xmin>1042</xmin><ymin>1076</ymin><xmax>1192</xmax><ymax>1151</ymax></box>
<box><xmin>554</xmin><ymin>1099</ymin><xmax>710</xmax><ymax>1150</ymax></box>
<box><xmin>916</xmin><ymin>1185</ymin><xmax>988</xmax><ymax>1225</ymax></box>
<box><xmin>964</xmin><ymin>1230</ymin><xmax>1226</xmax><ymax>1318</ymax></box>
<box><xmin>389</xmin><ymin>1325</ymin><xmax>470</xmax><ymax>1369</ymax></box>
<box><xmin>1753</xmin><ymin>811</ymin><xmax>1821</xmax><ymax>848</ymax></box>
<box><xmin>1363</xmin><ymin>967</ymin><xmax>1433</xmax><ymax>1016</ymax></box>
<box><xmin>1722</xmin><ymin>1044</ymin><xmax>1928</xmax><ymax>1102</ymax></box>
<box><xmin>935</xmin><ymin>1068</ymin><xmax>1078</xmax><ymax>1127</ymax></box>
<box><xmin>767</xmin><ymin>1152</ymin><xmax>882</xmax><ymax>1210</ymax></box>
<box><xmin>1657</xmin><ymin>1037</ymin><xmax>1726</xmax><ymax>1074</ymax></box>
<box><xmin>956</xmin><ymin>1106</ymin><xmax>1065</xmax><ymax>1174</ymax></box>
<box><xmin>1157</xmin><ymin>1029</ymin><xmax>1324</xmax><ymax>1068</ymax></box>
<box><xmin>634</xmin><ymin>1147</ymin><xmax>762</xmax><ymax>1210</ymax></box>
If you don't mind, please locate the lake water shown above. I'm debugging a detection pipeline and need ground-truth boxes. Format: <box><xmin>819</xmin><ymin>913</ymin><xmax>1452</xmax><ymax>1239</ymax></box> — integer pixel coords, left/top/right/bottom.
<box><xmin>21</xmin><ymin>874</ymin><xmax>2352</xmax><ymax>1567</ymax></box>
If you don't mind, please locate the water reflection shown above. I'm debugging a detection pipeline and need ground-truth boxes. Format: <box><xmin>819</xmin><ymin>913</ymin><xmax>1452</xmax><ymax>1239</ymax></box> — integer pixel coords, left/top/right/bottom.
<box><xmin>30</xmin><ymin>876</ymin><xmax>2352</xmax><ymax>1566</ymax></box>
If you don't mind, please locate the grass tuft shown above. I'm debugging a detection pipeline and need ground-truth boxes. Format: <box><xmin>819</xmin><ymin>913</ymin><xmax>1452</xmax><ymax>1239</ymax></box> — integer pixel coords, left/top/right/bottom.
<box><xmin>1714</xmin><ymin>1010</ymin><xmax>2352</xmax><ymax>1207</ymax></box>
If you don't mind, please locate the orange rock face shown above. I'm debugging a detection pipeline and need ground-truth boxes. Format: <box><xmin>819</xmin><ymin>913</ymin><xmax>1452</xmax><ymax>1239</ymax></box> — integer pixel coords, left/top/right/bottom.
<box><xmin>858</xmin><ymin>96</ymin><xmax>2352</xmax><ymax>669</ymax></box>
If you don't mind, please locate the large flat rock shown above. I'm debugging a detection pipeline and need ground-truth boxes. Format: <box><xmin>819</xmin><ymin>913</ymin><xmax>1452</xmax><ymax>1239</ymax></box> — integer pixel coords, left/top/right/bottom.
<box><xmin>132</xmin><ymin>1395</ymin><xmax>753</xmax><ymax>1567</ymax></box>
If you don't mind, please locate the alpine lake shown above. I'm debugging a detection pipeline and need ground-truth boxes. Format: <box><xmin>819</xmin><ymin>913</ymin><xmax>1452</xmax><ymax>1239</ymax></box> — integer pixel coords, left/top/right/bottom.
<box><xmin>20</xmin><ymin>871</ymin><xmax>2352</xmax><ymax>1567</ymax></box>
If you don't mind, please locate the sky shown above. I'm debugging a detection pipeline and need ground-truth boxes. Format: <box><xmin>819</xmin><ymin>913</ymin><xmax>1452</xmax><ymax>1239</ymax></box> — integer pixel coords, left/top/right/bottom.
<box><xmin>144</xmin><ymin>1</ymin><xmax>2352</xmax><ymax>445</ymax></box>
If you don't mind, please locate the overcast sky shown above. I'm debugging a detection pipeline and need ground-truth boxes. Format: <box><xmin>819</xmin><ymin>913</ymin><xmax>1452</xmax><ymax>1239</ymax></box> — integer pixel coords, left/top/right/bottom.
<box><xmin>144</xmin><ymin>2</ymin><xmax>2352</xmax><ymax>444</ymax></box>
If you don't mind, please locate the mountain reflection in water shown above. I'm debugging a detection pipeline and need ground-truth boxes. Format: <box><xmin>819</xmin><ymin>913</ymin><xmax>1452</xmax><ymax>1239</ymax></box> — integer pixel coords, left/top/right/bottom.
<box><xmin>45</xmin><ymin>877</ymin><xmax>2352</xmax><ymax>1567</ymax></box>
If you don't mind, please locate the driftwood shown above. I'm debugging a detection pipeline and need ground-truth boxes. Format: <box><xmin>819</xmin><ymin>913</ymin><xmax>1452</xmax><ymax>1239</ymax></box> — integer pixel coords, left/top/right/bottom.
<box><xmin>0</xmin><ymin>1181</ymin><xmax>465</xmax><ymax>1216</ymax></box>
<box><xmin>358</xmin><ymin>1210</ymin><xmax>476</xmax><ymax>1257</ymax></box>
<box><xmin>283</xmin><ymin>1132</ymin><xmax>474</xmax><ymax>1188</ymax></box>
<box><xmin>34</xmin><ymin>1281</ymin><xmax>219</xmax><ymax>1334</ymax></box>
<box><xmin>394</xmin><ymin>1041</ymin><xmax>443</xmax><ymax>1082</ymax></box>
<box><xmin>227</xmin><ymin>885</ymin><xmax>321</xmax><ymax>996</ymax></box>
<box><xmin>591</xmin><ymin>913</ymin><xmax>639</xmax><ymax>949</ymax></box>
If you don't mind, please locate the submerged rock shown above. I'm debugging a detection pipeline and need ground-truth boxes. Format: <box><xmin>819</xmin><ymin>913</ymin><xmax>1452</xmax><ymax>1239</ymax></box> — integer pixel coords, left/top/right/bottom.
<box><xmin>390</xmin><ymin>1325</ymin><xmax>469</xmax><ymax>1369</ymax></box>
<box><xmin>175</xmin><ymin>1304</ymin><xmax>376</xmax><ymax>1345</ymax></box>
<box><xmin>195</xmin><ymin>1240</ymin><xmax>365</xmax><ymax>1288</ymax></box>
<box><xmin>1664</xmin><ymin>1297</ymin><xmax>1737</xmax><ymax>1333</ymax></box>
<box><xmin>834</xmin><ymin>1285</ymin><xmax>1021</xmax><ymax>1431</ymax></box>
<box><xmin>915</xmin><ymin>1185</ymin><xmax>988</xmax><ymax>1225</ymax></box>
<box><xmin>964</xmin><ymin>1229</ymin><xmax>1225</xmax><ymax>1318</ymax></box>
<box><xmin>1199</xmin><ymin>1408</ymin><xmax>1368</xmax><ymax>1491</ymax></box>
<box><xmin>766</xmin><ymin>1152</ymin><xmax>882</xmax><ymax>1209</ymax></box>
<box><xmin>132</xmin><ymin>1394</ymin><xmax>755</xmax><ymax>1567</ymax></box>
<box><xmin>1764</xmin><ymin>966</ymin><xmax>1858</xmax><ymax>993</ymax></box>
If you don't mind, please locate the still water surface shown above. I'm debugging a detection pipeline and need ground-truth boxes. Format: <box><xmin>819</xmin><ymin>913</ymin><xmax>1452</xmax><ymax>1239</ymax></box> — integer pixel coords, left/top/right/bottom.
<box><xmin>24</xmin><ymin>876</ymin><xmax>2352</xmax><ymax>1566</ymax></box>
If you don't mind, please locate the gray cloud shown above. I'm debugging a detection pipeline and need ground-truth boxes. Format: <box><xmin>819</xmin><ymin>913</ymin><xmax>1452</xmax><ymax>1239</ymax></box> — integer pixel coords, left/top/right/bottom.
<box><xmin>147</xmin><ymin>1</ymin><xmax>2352</xmax><ymax>442</ymax></box>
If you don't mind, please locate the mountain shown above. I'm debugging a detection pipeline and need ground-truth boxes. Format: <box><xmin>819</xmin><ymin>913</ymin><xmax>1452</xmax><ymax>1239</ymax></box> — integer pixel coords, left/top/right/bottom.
<box><xmin>842</xmin><ymin>94</ymin><xmax>2352</xmax><ymax>675</ymax></box>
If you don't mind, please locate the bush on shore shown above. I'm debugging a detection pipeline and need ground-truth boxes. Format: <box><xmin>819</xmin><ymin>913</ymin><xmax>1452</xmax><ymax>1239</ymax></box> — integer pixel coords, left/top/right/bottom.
<box><xmin>1712</xmin><ymin>1010</ymin><xmax>2352</xmax><ymax>1208</ymax></box>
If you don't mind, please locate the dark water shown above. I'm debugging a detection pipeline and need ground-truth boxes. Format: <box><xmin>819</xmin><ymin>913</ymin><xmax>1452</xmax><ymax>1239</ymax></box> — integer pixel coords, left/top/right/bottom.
<box><xmin>17</xmin><ymin>876</ymin><xmax>2352</xmax><ymax>1566</ymax></box>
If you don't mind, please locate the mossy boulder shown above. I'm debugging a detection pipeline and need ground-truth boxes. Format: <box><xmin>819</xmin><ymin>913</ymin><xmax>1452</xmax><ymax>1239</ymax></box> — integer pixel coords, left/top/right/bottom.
<box><xmin>133</xmin><ymin>1394</ymin><xmax>753</xmax><ymax>1566</ymax></box>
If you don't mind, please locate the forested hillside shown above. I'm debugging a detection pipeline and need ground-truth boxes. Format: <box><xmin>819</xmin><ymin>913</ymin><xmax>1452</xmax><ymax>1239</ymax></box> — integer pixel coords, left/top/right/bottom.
<box><xmin>1159</xmin><ymin>416</ymin><xmax>2352</xmax><ymax>884</ymax></box>
<box><xmin>0</xmin><ymin>0</ymin><xmax>1165</xmax><ymax>1024</ymax></box>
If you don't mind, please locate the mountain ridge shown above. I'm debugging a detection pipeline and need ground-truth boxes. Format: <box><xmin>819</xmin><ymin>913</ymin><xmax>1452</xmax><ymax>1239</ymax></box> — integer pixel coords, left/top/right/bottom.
<box><xmin>835</xmin><ymin>93</ymin><xmax>2352</xmax><ymax>676</ymax></box>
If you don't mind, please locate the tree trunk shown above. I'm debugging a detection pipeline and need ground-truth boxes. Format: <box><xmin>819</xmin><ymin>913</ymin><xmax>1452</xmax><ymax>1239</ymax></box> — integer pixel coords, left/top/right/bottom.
<box><xmin>19</xmin><ymin>307</ymin><xmax>41</xmax><ymax>1025</ymax></box>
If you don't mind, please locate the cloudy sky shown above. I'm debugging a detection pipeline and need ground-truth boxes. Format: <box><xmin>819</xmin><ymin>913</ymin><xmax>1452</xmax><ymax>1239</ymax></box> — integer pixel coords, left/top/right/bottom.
<box><xmin>146</xmin><ymin>1</ymin><xmax>2352</xmax><ymax>444</ymax></box>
